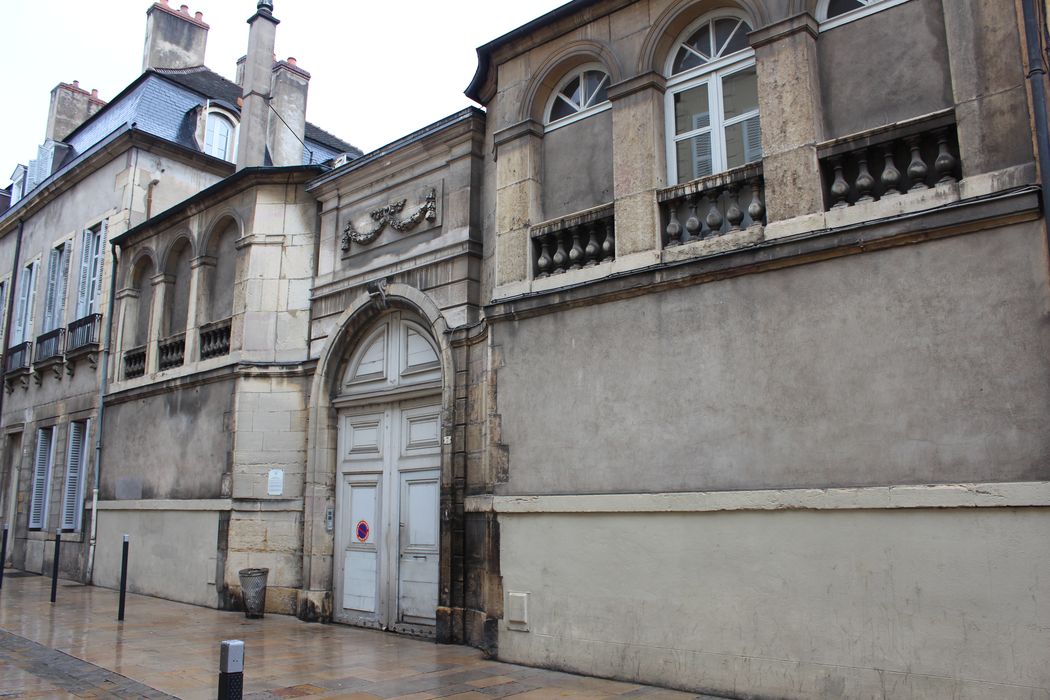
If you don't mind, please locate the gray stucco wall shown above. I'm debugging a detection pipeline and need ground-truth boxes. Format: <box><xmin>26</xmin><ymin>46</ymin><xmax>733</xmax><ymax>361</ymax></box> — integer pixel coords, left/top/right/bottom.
<box><xmin>819</xmin><ymin>0</ymin><xmax>952</xmax><ymax>138</ymax></box>
<box><xmin>542</xmin><ymin>110</ymin><xmax>614</xmax><ymax>221</ymax></box>
<box><xmin>494</xmin><ymin>222</ymin><xmax>1050</xmax><ymax>494</ymax></box>
<box><xmin>102</xmin><ymin>379</ymin><xmax>234</xmax><ymax>500</ymax></box>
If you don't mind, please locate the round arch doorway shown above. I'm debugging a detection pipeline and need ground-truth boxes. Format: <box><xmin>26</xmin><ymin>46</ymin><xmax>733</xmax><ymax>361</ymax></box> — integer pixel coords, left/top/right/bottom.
<box><xmin>332</xmin><ymin>310</ymin><xmax>443</xmax><ymax>636</ymax></box>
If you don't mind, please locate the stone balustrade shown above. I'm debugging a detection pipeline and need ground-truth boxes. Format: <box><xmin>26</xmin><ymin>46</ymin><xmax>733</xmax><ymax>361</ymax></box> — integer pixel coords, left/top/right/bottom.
<box><xmin>124</xmin><ymin>346</ymin><xmax>146</xmax><ymax>379</ymax></box>
<box><xmin>819</xmin><ymin>115</ymin><xmax>961</xmax><ymax>210</ymax></box>
<box><xmin>34</xmin><ymin>329</ymin><xmax>65</xmax><ymax>364</ymax></box>
<box><xmin>658</xmin><ymin>164</ymin><xmax>766</xmax><ymax>247</ymax></box>
<box><xmin>199</xmin><ymin>318</ymin><xmax>232</xmax><ymax>360</ymax></box>
<box><xmin>531</xmin><ymin>204</ymin><xmax>615</xmax><ymax>278</ymax></box>
<box><xmin>66</xmin><ymin>314</ymin><xmax>102</xmax><ymax>354</ymax></box>
<box><xmin>157</xmin><ymin>333</ymin><xmax>186</xmax><ymax>371</ymax></box>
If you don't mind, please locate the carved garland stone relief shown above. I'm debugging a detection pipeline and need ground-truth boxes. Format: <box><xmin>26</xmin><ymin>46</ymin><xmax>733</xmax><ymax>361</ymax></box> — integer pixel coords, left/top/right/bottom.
<box><xmin>341</xmin><ymin>188</ymin><xmax>438</xmax><ymax>250</ymax></box>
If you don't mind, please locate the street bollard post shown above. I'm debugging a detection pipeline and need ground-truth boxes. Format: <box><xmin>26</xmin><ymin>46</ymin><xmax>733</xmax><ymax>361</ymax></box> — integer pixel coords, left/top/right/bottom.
<box><xmin>0</xmin><ymin>524</ymin><xmax>8</xmax><ymax>591</ymax></box>
<box><xmin>50</xmin><ymin>532</ymin><xmax>61</xmax><ymax>603</ymax></box>
<box><xmin>118</xmin><ymin>534</ymin><xmax>129</xmax><ymax>621</ymax></box>
<box><xmin>218</xmin><ymin>639</ymin><xmax>244</xmax><ymax>700</ymax></box>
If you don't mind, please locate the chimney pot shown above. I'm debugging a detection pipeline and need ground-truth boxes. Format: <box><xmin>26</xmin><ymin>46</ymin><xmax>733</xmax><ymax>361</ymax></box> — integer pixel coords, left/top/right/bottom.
<box><xmin>180</xmin><ymin>4</ymin><xmax>189</xmax><ymax>14</ymax></box>
<box><xmin>72</xmin><ymin>80</ymin><xmax>80</xmax><ymax>88</ymax></box>
<box><xmin>195</xmin><ymin>11</ymin><xmax>203</xmax><ymax>20</ymax></box>
<box><xmin>287</xmin><ymin>57</ymin><xmax>296</xmax><ymax>65</ymax></box>
<box><xmin>91</xmin><ymin>88</ymin><xmax>98</xmax><ymax>98</ymax></box>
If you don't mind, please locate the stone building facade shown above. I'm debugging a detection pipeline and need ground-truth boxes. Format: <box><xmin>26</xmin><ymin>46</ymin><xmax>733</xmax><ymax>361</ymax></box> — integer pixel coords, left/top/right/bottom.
<box><xmin>3</xmin><ymin>0</ymin><xmax>1050</xmax><ymax>698</ymax></box>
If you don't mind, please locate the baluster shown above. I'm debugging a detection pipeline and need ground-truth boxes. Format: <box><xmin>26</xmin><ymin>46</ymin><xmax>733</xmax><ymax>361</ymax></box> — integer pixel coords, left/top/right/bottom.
<box><xmin>933</xmin><ymin>128</ymin><xmax>958</xmax><ymax>184</ymax></box>
<box><xmin>829</xmin><ymin>156</ymin><xmax>850</xmax><ymax>208</ymax></box>
<box><xmin>568</xmin><ymin>226</ymin><xmax>584</xmax><ymax>270</ymax></box>
<box><xmin>906</xmin><ymin>135</ymin><xmax>928</xmax><ymax>190</ymax></box>
<box><xmin>855</xmin><ymin>152</ymin><xmax>875</xmax><ymax>202</ymax></box>
<box><xmin>747</xmin><ymin>178</ymin><xmax>766</xmax><ymax>226</ymax></box>
<box><xmin>880</xmin><ymin>143</ymin><xmax>901</xmax><ymax>196</ymax></box>
<box><xmin>705</xmin><ymin>188</ymin><xmax>724</xmax><ymax>236</ymax></box>
<box><xmin>685</xmin><ymin>196</ymin><xmax>700</xmax><ymax>243</ymax></box>
<box><xmin>600</xmin><ymin>220</ymin><xmax>614</xmax><ymax>261</ymax></box>
<box><xmin>552</xmin><ymin>232</ymin><xmax>568</xmax><ymax>274</ymax></box>
<box><xmin>725</xmin><ymin>184</ymin><xmax>744</xmax><ymax>231</ymax></box>
<box><xmin>584</xmin><ymin>223</ymin><xmax>601</xmax><ymax>267</ymax></box>
<box><xmin>665</xmin><ymin>203</ymin><xmax>682</xmax><ymax>247</ymax></box>
<box><xmin>536</xmin><ymin>236</ymin><xmax>552</xmax><ymax>278</ymax></box>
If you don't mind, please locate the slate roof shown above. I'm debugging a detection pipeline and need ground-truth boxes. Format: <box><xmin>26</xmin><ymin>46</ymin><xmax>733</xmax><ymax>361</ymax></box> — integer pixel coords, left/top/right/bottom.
<box><xmin>58</xmin><ymin>65</ymin><xmax>360</xmax><ymax>169</ymax></box>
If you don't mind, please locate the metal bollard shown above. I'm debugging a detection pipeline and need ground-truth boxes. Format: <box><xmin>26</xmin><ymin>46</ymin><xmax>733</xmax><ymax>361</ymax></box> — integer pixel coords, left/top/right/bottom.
<box><xmin>50</xmin><ymin>533</ymin><xmax>61</xmax><ymax>604</ymax></box>
<box><xmin>218</xmin><ymin>639</ymin><xmax>244</xmax><ymax>700</ymax></box>
<box><xmin>0</xmin><ymin>524</ymin><xmax>8</xmax><ymax>591</ymax></box>
<box><xmin>118</xmin><ymin>534</ymin><xmax>129</xmax><ymax>621</ymax></box>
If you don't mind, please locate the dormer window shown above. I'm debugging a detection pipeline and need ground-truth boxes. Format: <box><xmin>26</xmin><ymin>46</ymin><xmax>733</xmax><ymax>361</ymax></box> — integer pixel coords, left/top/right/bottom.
<box><xmin>204</xmin><ymin>112</ymin><xmax>236</xmax><ymax>162</ymax></box>
<box><xmin>545</xmin><ymin>66</ymin><xmax>611</xmax><ymax>130</ymax></box>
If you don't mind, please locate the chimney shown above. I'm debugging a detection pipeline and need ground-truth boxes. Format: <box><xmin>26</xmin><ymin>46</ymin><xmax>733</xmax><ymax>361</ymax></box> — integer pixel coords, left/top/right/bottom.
<box><xmin>142</xmin><ymin>1</ymin><xmax>210</xmax><ymax>72</ymax></box>
<box><xmin>235</xmin><ymin>55</ymin><xmax>247</xmax><ymax>86</ymax></box>
<box><xmin>237</xmin><ymin>0</ymin><xmax>279</xmax><ymax>169</ymax></box>
<box><xmin>46</xmin><ymin>81</ymin><xmax>107</xmax><ymax>142</ymax></box>
<box><xmin>268</xmin><ymin>58</ymin><xmax>310</xmax><ymax>166</ymax></box>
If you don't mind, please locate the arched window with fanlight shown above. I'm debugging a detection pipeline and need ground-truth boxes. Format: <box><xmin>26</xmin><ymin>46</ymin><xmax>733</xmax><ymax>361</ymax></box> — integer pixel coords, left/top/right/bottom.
<box><xmin>204</xmin><ymin>111</ymin><xmax>237</xmax><ymax>162</ymax></box>
<box><xmin>664</xmin><ymin>14</ymin><xmax>762</xmax><ymax>185</ymax></box>
<box><xmin>816</xmin><ymin>0</ymin><xmax>908</xmax><ymax>29</ymax></box>
<box><xmin>545</xmin><ymin>65</ymin><xmax>611</xmax><ymax>130</ymax></box>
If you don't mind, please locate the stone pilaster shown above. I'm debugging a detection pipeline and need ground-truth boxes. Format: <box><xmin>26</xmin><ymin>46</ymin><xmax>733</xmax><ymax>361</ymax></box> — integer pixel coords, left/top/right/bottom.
<box><xmin>186</xmin><ymin>255</ymin><xmax>215</xmax><ymax>362</ymax></box>
<box><xmin>493</xmin><ymin>120</ymin><xmax>543</xmax><ymax>288</ymax></box>
<box><xmin>147</xmin><ymin>273</ymin><xmax>173</xmax><ymax>373</ymax></box>
<box><xmin>608</xmin><ymin>72</ymin><xmax>667</xmax><ymax>256</ymax></box>
<box><xmin>750</xmin><ymin>13</ymin><xmax>826</xmax><ymax>223</ymax></box>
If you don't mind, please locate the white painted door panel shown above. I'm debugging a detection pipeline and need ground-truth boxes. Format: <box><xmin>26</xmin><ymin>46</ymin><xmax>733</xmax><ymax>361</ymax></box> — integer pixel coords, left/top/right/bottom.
<box><xmin>398</xmin><ymin>471</ymin><xmax>440</xmax><ymax>624</ymax></box>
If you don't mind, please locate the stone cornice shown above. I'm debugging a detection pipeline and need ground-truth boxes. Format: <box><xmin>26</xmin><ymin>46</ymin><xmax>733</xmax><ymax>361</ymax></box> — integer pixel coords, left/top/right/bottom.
<box><xmin>748</xmin><ymin>12</ymin><xmax>819</xmax><ymax>49</ymax></box>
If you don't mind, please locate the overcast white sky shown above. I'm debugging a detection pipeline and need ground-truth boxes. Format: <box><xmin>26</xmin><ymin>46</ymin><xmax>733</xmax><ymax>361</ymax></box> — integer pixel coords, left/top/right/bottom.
<box><xmin>1</xmin><ymin>0</ymin><xmax>570</xmax><ymax>185</ymax></box>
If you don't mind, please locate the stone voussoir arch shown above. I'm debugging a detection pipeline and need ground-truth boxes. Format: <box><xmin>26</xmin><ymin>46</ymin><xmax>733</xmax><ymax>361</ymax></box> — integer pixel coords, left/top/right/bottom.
<box><xmin>636</xmin><ymin>0</ymin><xmax>769</xmax><ymax>76</ymax></box>
<box><xmin>520</xmin><ymin>39</ymin><xmax>625</xmax><ymax>124</ymax></box>
<box><xmin>198</xmin><ymin>209</ymin><xmax>245</xmax><ymax>256</ymax></box>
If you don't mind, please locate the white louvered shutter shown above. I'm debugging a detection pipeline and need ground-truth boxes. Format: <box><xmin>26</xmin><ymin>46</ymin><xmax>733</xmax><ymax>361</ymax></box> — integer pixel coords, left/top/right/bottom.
<box><xmin>693</xmin><ymin>133</ymin><xmax>712</xmax><ymax>179</ymax></box>
<box><xmin>743</xmin><ymin>115</ymin><xmax>763</xmax><ymax>164</ymax></box>
<box><xmin>0</xmin><ymin>281</ymin><xmax>6</xmax><ymax>347</ymax></box>
<box><xmin>29</xmin><ymin>427</ymin><xmax>54</xmax><ymax>529</ymax></box>
<box><xmin>90</xmin><ymin>222</ymin><xmax>106</xmax><ymax>313</ymax></box>
<box><xmin>13</xmin><ymin>268</ymin><xmax>29</xmax><ymax>345</ymax></box>
<box><xmin>75</xmin><ymin>230</ymin><xmax>92</xmax><ymax>318</ymax></box>
<box><xmin>25</xmin><ymin>262</ymin><xmax>37</xmax><ymax>342</ymax></box>
<box><xmin>61</xmin><ymin>421</ymin><xmax>87</xmax><ymax>531</ymax></box>
<box><xmin>55</xmin><ymin>243</ymin><xmax>70</xmax><ymax>329</ymax></box>
<box><xmin>43</xmin><ymin>248</ymin><xmax>60</xmax><ymax>331</ymax></box>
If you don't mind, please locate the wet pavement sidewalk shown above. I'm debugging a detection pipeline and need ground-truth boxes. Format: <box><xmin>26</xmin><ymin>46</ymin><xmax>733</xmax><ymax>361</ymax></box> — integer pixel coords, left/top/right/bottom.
<box><xmin>0</xmin><ymin>569</ymin><xmax>721</xmax><ymax>700</ymax></box>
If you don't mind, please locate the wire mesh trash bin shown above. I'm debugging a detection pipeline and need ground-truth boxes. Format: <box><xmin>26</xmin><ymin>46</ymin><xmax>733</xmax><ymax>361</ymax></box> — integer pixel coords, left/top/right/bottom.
<box><xmin>238</xmin><ymin>568</ymin><xmax>269</xmax><ymax>618</ymax></box>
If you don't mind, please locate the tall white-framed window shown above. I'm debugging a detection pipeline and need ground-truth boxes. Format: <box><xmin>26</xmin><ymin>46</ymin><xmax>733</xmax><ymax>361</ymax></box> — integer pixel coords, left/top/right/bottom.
<box><xmin>12</xmin><ymin>260</ymin><xmax>38</xmax><ymax>346</ymax></box>
<box><xmin>75</xmin><ymin>222</ymin><xmax>105</xmax><ymax>319</ymax></box>
<box><xmin>60</xmin><ymin>420</ymin><xmax>88</xmax><ymax>532</ymax></box>
<box><xmin>545</xmin><ymin>65</ymin><xmax>612</xmax><ymax>131</ymax></box>
<box><xmin>665</xmin><ymin>14</ymin><xmax>762</xmax><ymax>185</ymax></box>
<box><xmin>42</xmin><ymin>240</ymin><xmax>71</xmax><ymax>332</ymax></box>
<box><xmin>816</xmin><ymin>0</ymin><xmax>910</xmax><ymax>30</ymax></box>
<box><xmin>204</xmin><ymin>111</ymin><xmax>237</xmax><ymax>162</ymax></box>
<box><xmin>29</xmin><ymin>426</ymin><xmax>55</xmax><ymax>529</ymax></box>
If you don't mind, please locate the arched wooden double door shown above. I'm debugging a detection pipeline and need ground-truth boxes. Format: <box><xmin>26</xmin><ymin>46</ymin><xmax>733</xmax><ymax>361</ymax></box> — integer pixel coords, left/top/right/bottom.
<box><xmin>333</xmin><ymin>312</ymin><xmax>442</xmax><ymax>636</ymax></box>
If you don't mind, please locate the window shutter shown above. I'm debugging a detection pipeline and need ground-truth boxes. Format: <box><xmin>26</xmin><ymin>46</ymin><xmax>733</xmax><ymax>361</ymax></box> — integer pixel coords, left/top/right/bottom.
<box><xmin>0</xmin><ymin>281</ymin><xmax>6</xmax><ymax>346</ymax></box>
<box><xmin>13</xmin><ymin>268</ymin><xmax>30</xmax><ymax>344</ymax></box>
<box><xmin>56</xmin><ymin>243</ymin><xmax>70</xmax><ymax>329</ymax></box>
<box><xmin>24</xmin><ymin>262</ymin><xmax>38</xmax><ymax>342</ymax></box>
<box><xmin>693</xmin><ymin>134</ymin><xmax>713</xmax><ymax>179</ymax></box>
<box><xmin>43</xmin><ymin>248</ymin><xmax>59</xmax><ymax>332</ymax></box>
<box><xmin>91</xmin><ymin>222</ymin><xmax>106</xmax><ymax>313</ymax></box>
<box><xmin>61</xmin><ymin>421</ymin><xmax>87</xmax><ymax>531</ymax></box>
<box><xmin>743</xmin><ymin>115</ymin><xmax>763</xmax><ymax>163</ymax></box>
<box><xmin>75</xmin><ymin>230</ymin><xmax>92</xmax><ymax>318</ymax></box>
<box><xmin>29</xmin><ymin>427</ymin><xmax>54</xmax><ymax>529</ymax></box>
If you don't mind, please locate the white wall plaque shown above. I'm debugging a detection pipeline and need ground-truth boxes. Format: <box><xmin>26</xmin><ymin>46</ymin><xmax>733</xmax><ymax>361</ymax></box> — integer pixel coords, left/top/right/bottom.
<box><xmin>267</xmin><ymin>469</ymin><xmax>284</xmax><ymax>496</ymax></box>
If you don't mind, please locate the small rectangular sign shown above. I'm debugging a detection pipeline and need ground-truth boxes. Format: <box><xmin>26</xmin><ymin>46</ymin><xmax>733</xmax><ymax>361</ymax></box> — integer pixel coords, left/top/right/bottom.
<box><xmin>267</xmin><ymin>469</ymin><xmax>284</xmax><ymax>496</ymax></box>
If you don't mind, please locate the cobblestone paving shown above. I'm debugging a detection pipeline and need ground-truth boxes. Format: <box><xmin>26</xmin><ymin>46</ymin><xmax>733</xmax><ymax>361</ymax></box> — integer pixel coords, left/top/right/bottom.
<box><xmin>0</xmin><ymin>570</ymin><xmax>727</xmax><ymax>700</ymax></box>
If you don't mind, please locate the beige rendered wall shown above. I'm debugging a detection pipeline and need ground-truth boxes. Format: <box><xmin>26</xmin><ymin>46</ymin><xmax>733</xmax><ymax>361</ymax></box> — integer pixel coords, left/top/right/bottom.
<box><xmin>94</xmin><ymin>506</ymin><xmax>221</xmax><ymax>608</ymax></box>
<box><xmin>497</xmin><ymin>506</ymin><xmax>1050</xmax><ymax>699</ymax></box>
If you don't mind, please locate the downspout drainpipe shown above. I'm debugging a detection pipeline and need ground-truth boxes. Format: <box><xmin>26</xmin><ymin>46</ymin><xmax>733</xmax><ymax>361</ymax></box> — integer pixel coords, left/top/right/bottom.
<box><xmin>0</xmin><ymin>219</ymin><xmax>25</xmax><ymax>533</ymax></box>
<box><xmin>1021</xmin><ymin>0</ymin><xmax>1050</xmax><ymax>235</ymax></box>
<box><xmin>86</xmin><ymin>242</ymin><xmax>119</xmax><ymax>583</ymax></box>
